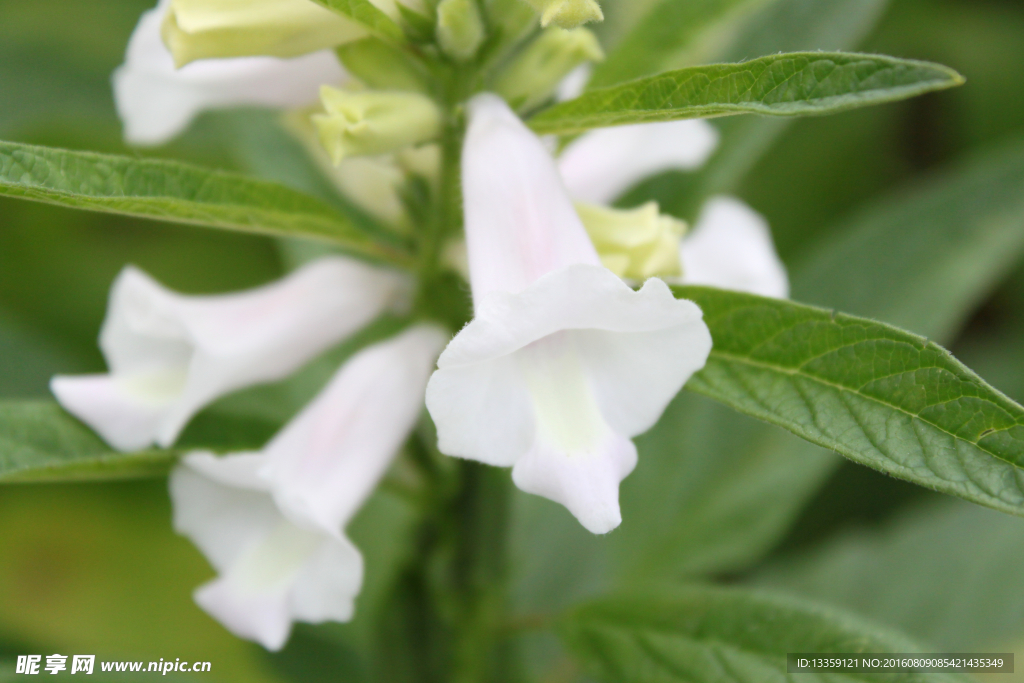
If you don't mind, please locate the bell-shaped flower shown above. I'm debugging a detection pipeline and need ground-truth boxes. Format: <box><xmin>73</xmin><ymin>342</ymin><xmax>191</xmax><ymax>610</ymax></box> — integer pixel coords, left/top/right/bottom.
<box><xmin>313</xmin><ymin>87</ymin><xmax>443</xmax><ymax>164</ymax></box>
<box><xmin>557</xmin><ymin>119</ymin><xmax>719</xmax><ymax>205</ymax></box>
<box><xmin>161</xmin><ymin>0</ymin><xmax>368</xmax><ymax>66</ymax></box>
<box><xmin>680</xmin><ymin>196</ymin><xmax>790</xmax><ymax>299</ymax></box>
<box><xmin>522</xmin><ymin>0</ymin><xmax>604</xmax><ymax>29</ymax></box>
<box><xmin>424</xmin><ymin>94</ymin><xmax>712</xmax><ymax>534</ymax></box>
<box><xmin>114</xmin><ymin>0</ymin><xmax>347</xmax><ymax>146</ymax></box>
<box><xmin>171</xmin><ymin>324</ymin><xmax>447</xmax><ymax>650</ymax></box>
<box><xmin>170</xmin><ymin>452</ymin><xmax>360</xmax><ymax>651</ymax></box>
<box><xmin>52</xmin><ymin>258</ymin><xmax>409</xmax><ymax>452</ymax></box>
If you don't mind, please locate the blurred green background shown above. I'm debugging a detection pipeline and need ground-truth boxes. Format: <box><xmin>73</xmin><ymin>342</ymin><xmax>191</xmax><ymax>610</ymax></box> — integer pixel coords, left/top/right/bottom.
<box><xmin>1</xmin><ymin>0</ymin><xmax>1024</xmax><ymax>680</ymax></box>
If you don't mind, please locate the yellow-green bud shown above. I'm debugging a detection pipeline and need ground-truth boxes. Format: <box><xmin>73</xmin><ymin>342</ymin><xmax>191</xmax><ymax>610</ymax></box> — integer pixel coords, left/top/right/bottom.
<box><xmin>283</xmin><ymin>109</ymin><xmax>409</xmax><ymax>229</ymax></box>
<box><xmin>576</xmin><ymin>202</ymin><xmax>686</xmax><ymax>280</ymax></box>
<box><xmin>436</xmin><ymin>0</ymin><xmax>486</xmax><ymax>61</ymax></box>
<box><xmin>521</xmin><ymin>0</ymin><xmax>602</xmax><ymax>29</ymax></box>
<box><xmin>313</xmin><ymin>87</ymin><xmax>443</xmax><ymax>164</ymax></box>
<box><xmin>494</xmin><ymin>27</ymin><xmax>603</xmax><ymax>110</ymax></box>
<box><xmin>161</xmin><ymin>0</ymin><xmax>367</xmax><ymax>67</ymax></box>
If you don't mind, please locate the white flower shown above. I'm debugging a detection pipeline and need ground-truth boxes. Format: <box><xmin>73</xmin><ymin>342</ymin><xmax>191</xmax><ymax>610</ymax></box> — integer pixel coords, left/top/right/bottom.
<box><xmin>681</xmin><ymin>197</ymin><xmax>790</xmax><ymax>299</ymax></box>
<box><xmin>171</xmin><ymin>452</ymin><xmax>361</xmax><ymax>651</ymax></box>
<box><xmin>425</xmin><ymin>94</ymin><xmax>712</xmax><ymax>534</ymax></box>
<box><xmin>113</xmin><ymin>0</ymin><xmax>348</xmax><ymax>146</ymax></box>
<box><xmin>553</xmin><ymin>71</ymin><xmax>789</xmax><ymax>298</ymax></box>
<box><xmin>51</xmin><ymin>257</ymin><xmax>408</xmax><ymax>452</ymax></box>
<box><xmin>171</xmin><ymin>324</ymin><xmax>447</xmax><ymax>650</ymax></box>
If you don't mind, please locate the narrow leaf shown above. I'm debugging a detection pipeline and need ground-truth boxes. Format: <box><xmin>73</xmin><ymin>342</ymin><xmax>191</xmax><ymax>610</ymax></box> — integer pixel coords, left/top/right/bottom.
<box><xmin>794</xmin><ymin>138</ymin><xmax>1024</xmax><ymax>342</ymax></box>
<box><xmin>530</xmin><ymin>52</ymin><xmax>963</xmax><ymax>135</ymax></box>
<box><xmin>756</xmin><ymin>500</ymin><xmax>1024</xmax><ymax>651</ymax></box>
<box><xmin>590</xmin><ymin>0</ymin><xmax>770</xmax><ymax>89</ymax></box>
<box><xmin>0</xmin><ymin>401</ymin><xmax>173</xmax><ymax>482</ymax></box>
<box><xmin>676</xmin><ymin>286</ymin><xmax>1024</xmax><ymax>518</ymax></box>
<box><xmin>614</xmin><ymin>144</ymin><xmax>1024</xmax><ymax>580</ymax></box>
<box><xmin>308</xmin><ymin>0</ymin><xmax>404</xmax><ymax>40</ymax></box>
<box><xmin>627</xmin><ymin>0</ymin><xmax>892</xmax><ymax>217</ymax></box>
<box><xmin>0</xmin><ymin>399</ymin><xmax>284</xmax><ymax>483</ymax></box>
<box><xmin>0</xmin><ymin>140</ymin><xmax>406</xmax><ymax>264</ymax></box>
<box><xmin>561</xmin><ymin>586</ymin><xmax>969</xmax><ymax>683</ymax></box>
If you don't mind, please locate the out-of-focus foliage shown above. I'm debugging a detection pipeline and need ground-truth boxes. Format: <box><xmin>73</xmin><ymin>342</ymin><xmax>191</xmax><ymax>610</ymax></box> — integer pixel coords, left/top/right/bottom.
<box><xmin>2</xmin><ymin>0</ymin><xmax>1024</xmax><ymax>680</ymax></box>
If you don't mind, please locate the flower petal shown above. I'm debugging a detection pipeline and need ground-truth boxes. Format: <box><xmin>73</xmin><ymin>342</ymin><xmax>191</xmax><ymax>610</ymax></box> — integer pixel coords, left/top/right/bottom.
<box><xmin>681</xmin><ymin>196</ymin><xmax>790</xmax><ymax>299</ymax></box>
<box><xmin>170</xmin><ymin>453</ymin><xmax>277</xmax><ymax>573</ymax></box>
<box><xmin>53</xmin><ymin>258</ymin><xmax>408</xmax><ymax>451</ymax></box>
<box><xmin>426</xmin><ymin>265</ymin><xmax>711</xmax><ymax>478</ymax></box>
<box><xmin>289</xmin><ymin>536</ymin><xmax>363</xmax><ymax>623</ymax></box>
<box><xmin>558</xmin><ymin>120</ymin><xmax>719</xmax><ymax>204</ymax></box>
<box><xmin>424</xmin><ymin>354</ymin><xmax>534</xmax><ymax>467</ymax></box>
<box><xmin>113</xmin><ymin>0</ymin><xmax>346</xmax><ymax>146</ymax></box>
<box><xmin>512</xmin><ymin>431</ymin><xmax>636</xmax><ymax>534</ymax></box>
<box><xmin>461</xmin><ymin>93</ymin><xmax>601</xmax><ymax>301</ymax></box>
<box><xmin>172</xmin><ymin>454</ymin><xmax>363</xmax><ymax>650</ymax></box>
<box><xmin>265</xmin><ymin>325</ymin><xmax>449</xmax><ymax>533</ymax></box>
<box><xmin>49</xmin><ymin>374</ymin><xmax>166</xmax><ymax>452</ymax></box>
<box><xmin>194</xmin><ymin>577</ymin><xmax>292</xmax><ymax>651</ymax></box>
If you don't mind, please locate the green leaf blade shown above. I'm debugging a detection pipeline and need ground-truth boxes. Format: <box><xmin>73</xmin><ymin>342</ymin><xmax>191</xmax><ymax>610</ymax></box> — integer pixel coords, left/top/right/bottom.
<box><xmin>0</xmin><ymin>401</ymin><xmax>173</xmax><ymax>482</ymax></box>
<box><xmin>756</xmin><ymin>499</ymin><xmax>1024</xmax><ymax>651</ymax></box>
<box><xmin>0</xmin><ymin>140</ymin><xmax>405</xmax><ymax>264</ymax></box>
<box><xmin>529</xmin><ymin>52</ymin><xmax>964</xmax><ymax>135</ymax></box>
<box><xmin>561</xmin><ymin>586</ymin><xmax>970</xmax><ymax>683</ymax></box>
<box><xmin>677</xmin><ymin>286</ymin><xmax>1024</xmax><ymax>517</ymax></box>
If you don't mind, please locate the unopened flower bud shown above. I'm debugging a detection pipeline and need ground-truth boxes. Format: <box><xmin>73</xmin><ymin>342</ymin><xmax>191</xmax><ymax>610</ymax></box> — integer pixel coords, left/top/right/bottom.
<box><xmin>494</xmin><ymin>27</ymin><xmax>603</xmax><ymax>110</ymax></box>
<box><xmin>521</xmin><ymin>0</ymin><xmax>602</xmax><ymax>29</ymax></box>
<box><xmin>313</xmin><ymin>87</ymin><xmax>443</xmax><ymax>164</ymax></box>
<box><xmin>161</xmin><ymin>0</ymin><xmax>367</xmax><ymax>67</ymax></box>
<box><xmin>576</xmin><ymin>202</ymin><xmax>686</xmax><ymax>280</ymax></box>
<box><xmin>436</xmin><ymin>0</ymin><xmax>486</xmax><ymax>61</ymax></box>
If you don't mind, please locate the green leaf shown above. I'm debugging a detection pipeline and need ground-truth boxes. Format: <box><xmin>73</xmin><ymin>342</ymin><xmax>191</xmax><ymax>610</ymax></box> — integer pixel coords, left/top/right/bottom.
<box><xmin>560</xmin><ymin>585</ymin><xmax>969</xmax><ymax>683</ymax></box>
<box><xmin>308</xmin><ymin>0</ymin><xmax>404</xmax><ymax>40</ymax></box>
<box><xmin>0</xmin><ymin>398</ymin><xmax>286</xmax><ymax>483</ymax></box>
<box><xmin>612</xmin><ymin>143</ymin><xmax>1024</xmax><ymax>582</ymax></box>
<box><xmin>756</xmin><ymin>499</ymin><xmax>1024</xmax><ymax>651</ymax></box>
<box><xmin>0</xmin><ymin>401</ymin><xmax>173</xmax><ymax>482</ymax></box>
<box><xmin>529</xmin><ymin>52</ymin><xmax>963</xmax><ymax>135</ymax></box>
<box><xmin>589</xmin><ymin>0</ymin><xmax>770</xmax><ymax>89</ymax></box>
<box><xmin>625</xmin><ymin>0</ymin><xmax>892</xmax><ymax>217</ymax></box>
<box><xmin>0</xmin><ymin>140</ymin><xmax>406</xmax><ymax>264</ymax></box>
<box><xmin>676</xmin><ymin>285</ymin><xmax>1024</xmax><ymax>519</ymax></box>
<box><xmin>793</xmin><ymin>138</ymin><xmax>1024</xmax><ymax>342</ymax></box>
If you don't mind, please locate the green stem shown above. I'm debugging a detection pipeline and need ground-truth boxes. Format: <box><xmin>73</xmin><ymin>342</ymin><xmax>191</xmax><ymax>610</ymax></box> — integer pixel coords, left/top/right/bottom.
<box><xmin>399</xmin><ymin>55</ymin><xmax>515</xmax><ymax>683</ymax></box>
<box><xmin>449</xmin><ymin>462</ymin><xmax>516</xmax><ymax>683</ymax></box>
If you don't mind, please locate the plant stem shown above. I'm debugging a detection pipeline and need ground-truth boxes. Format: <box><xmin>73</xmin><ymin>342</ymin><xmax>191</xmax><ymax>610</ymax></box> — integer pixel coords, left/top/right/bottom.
<box><xmin>449</xmin><ymin>462</ymin><xmax>516</xmax><ymax>683</ymax></box>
